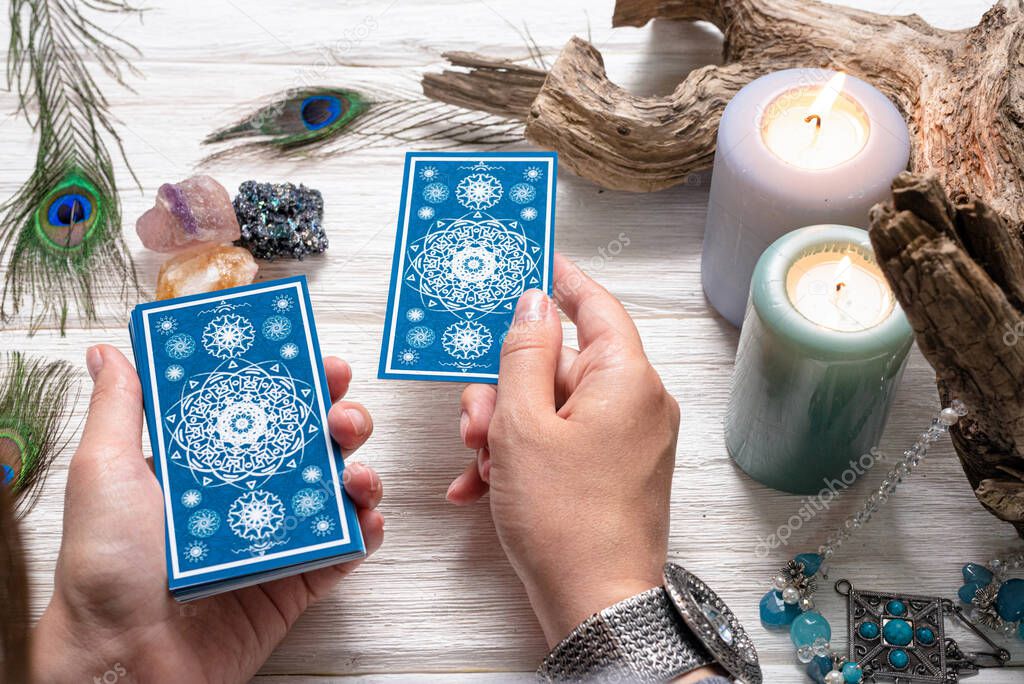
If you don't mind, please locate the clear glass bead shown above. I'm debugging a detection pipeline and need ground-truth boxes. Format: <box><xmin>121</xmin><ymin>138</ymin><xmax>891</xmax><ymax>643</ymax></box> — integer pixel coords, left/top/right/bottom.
<box><xmin>797</xmin><ymin>645</ymin><xmax>814</xmax><ymax>664</ymax></box>
<box><xmin>952</xmin><ymin>399</ymin><xmax>968</xmax><ymax>416</ymax></box>
<box><xmin>939</xmin><ymin>407</ymin><xmax>959</xmax><ymax>426</ymax></box>
<box><xmin>799</xmin><ymin>596</ymin><xmax>815</xmax><ymax>612</ymax></box>
<box><xmin>812</xmin><ymin>637</ymin><xmax>831</xmax><ymax>657</ymax></box>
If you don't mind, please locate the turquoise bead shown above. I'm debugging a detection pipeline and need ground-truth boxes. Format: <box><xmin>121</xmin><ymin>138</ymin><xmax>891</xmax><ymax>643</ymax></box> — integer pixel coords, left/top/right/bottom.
<box><xmin>806</xmin><ymin>655</ymin><xmax>832</xmax><ymax>683</ymax></box>
<box><xmin>858</xmin><ymin>621</ymin><xmax>880</xmax><ymax>639</ymax></box>
<box><xmin>888</xmin><ymin>649</ymin><xmax>909</xmax><ymax>669</ymax></box>
<box><xmin>915</xmin><ymin>627</ymin><xmax>936</xmax><ymax>645</ymax></box>
<box><xmin>791</xmin><ymin>611</ymin><xmax>831</xmax><ymax>648</ymax></box>
<box><xmin>886</xmin><ymin>599</ymin><xmax>907</xmax><ymax>616</ymax></box>
<box><xmin>795</xmin><ymin>552</ymin><xmax>823</xmax><ymax>576</ymax></box>
<box><xmin>962</xmin><ymin>562</ymin><xmax>993</xmax><ymax>586</ymax></box>
<box><xmin>996</xmin><ymin>578</ymin><xmax>1024</xmax><ymax>622</ymax></box>
<box><xmin>760</xmin><ymin>590</ymin><xmax>801</xmax><ymax>630</ymax></box>
<box><xmin>842</xmin><ymin>662</ymin><xmax>863</xmax><ymax>683</ymax></box>
<box><xmin>959</xmin><ymin>582</ymin><xmax>983</xmax><ymax>604</ymax></box>
<box><xmin>1018</xmin><ymin>621</ymin><xmax>1024</xmax><ymax>640</ymax></box>
<box><xmin>883</xmin><ymin>619</ymin><xmax>913</xmax><ymax>647</ymax></box>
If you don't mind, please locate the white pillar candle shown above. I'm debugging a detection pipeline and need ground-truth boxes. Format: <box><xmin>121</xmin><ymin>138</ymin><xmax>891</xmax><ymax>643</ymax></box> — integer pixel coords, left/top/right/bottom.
<box><xmin>701</xmin><ymin>69</ymin><xmax>910</xmax><ymax>327</ymax></box>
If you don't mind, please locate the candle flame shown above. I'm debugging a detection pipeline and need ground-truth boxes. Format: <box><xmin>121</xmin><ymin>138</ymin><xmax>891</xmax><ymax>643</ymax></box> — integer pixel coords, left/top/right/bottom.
<box><xmin>805</xmin><ymin>72</ymin><xmax>848</xmax><ymax>129</ymax></box>
<box><xmin>832</xmin><ymin>255</ymin><xmax>853</xmax><ymax>291</ymax></box>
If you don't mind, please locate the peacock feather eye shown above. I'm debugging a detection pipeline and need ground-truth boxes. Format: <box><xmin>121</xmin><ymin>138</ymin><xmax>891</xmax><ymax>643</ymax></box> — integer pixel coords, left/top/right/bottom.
<box><xmin>34</xmin><ymin>172</ymin><xmax>102</xmax><ymax>251</ymax></box>
<box><xmin>300</xmin><ymin>95</ymin><xmax>343</xmax><ymax>130</ymax></box>
<box><xmin>202</xmin><ymin>84</ymin><xmax>526</xmax><ymax>162</ymax></box>
<box><xmin>203</xmin><ymin>87</ymin><xmax>369</xmax><ymax>154</ymax></box>
<box><xmin>0</xmin><ymin>428</ymin><xmax>29</xmax><ymax>488</ymax></box>
<box><xmin>0</xmin><ymin>353</ymin><xmax>74</xmax><ymax>516</ymax></box>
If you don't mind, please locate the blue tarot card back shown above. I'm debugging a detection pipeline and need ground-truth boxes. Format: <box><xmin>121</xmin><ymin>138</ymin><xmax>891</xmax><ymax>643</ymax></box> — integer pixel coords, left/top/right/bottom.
<box><xmin>379</xmin><ymin>152</ymin><xmax>557</xmax><ymax>383</ymax></box>
<box><xmin>130</xmin><ymin>276</ymin><xmax>364</xmax><ymax>599</ymax></box>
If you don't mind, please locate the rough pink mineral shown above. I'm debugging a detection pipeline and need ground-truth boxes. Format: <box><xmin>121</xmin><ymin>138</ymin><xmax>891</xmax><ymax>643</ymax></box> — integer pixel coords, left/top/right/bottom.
<box><xmin>156</xmin><ymin>243</ymin><xmax>258</xmax><ymax>300</ymax></box>
<box><xmin>136</xmin><ymin>175</ymin><xmax>240</xmax><ymax>252</ymax></box>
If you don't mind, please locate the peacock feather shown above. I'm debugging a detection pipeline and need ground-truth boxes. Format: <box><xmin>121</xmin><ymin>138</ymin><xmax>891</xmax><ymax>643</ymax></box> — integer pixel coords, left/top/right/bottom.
<box><xmin>202</xmin><ymin>84</ymin><xmax>525</xmax><ymax>162</ymax></box>
<box><xmin>1</xmin><ymin>0</ymin><xmax>142</xmax><ymax>333</ymax></box>
<box><xmin>0</xmin><ymin>352</ymin><xmax>76</xmax><ymax>517</ymax></box>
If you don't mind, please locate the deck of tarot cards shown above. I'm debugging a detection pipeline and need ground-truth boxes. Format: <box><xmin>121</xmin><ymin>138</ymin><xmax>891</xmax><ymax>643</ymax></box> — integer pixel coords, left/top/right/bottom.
<box><xmin>130</xmin><ymin>276</ymin><xmax>364</xmax><ymax>601</ymax></box>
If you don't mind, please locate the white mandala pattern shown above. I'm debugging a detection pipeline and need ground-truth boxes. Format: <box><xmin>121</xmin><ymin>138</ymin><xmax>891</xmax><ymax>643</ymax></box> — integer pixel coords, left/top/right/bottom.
<box><xmin>520</xmin><ymin>207</ymin><xmax>539</xmax><ymax>221</ymax></box>
<box><xmin>417</xmin><ymin>206</ymin><xmax>435</xmax><ymax>220</ymax></box>
<box><xmin>157</xmin><ymin>316</ymin><xmax>178</xmax><ymax>335</ymax></box>
<box><xmin>187</xmin><ymin>509</ymin><xmax>221</xmax><ymax>538</ymax></box>
<box><xmin>181</xmin><ymin>489</ymin><xmax>202</xmax><ymax>508</ymax></box>
<box><xmin>405</xmin><ymin>213</ymin><xmax>542</xmax><ymax>320</ymax></box>
<box><xmin>202</xmin><ymin>314</ymin><xmax>255</xmax><ymax>359</ymax></box>
<box><xmin>398</xmin><ymin>348</ymin><xmax>419</xmax><ymax>365</ymax></box>
<box><xmin>165</xmin><ymin>365</ymin><xmax>185</xmax><ymax>382</ymax></box>
<box><xmin>523</xmin><ymin>166</ymin><xmax>544</xmax><ymax>182</ymax></box>
<box><xmin>311</xmin><ymin>515</ymin><xmax>335</xmax><ymax>537</ymax></box>
<box><xmin>184</xmin><ymin>540</ymin><xmax>208</xmax><ymax>563</ymax></box>
<box><xmin>301</xmin><ymin>465</ymin><xmax>322</xmax><ymax>483</ymax></box>
<box><xmin>271</xmin><ymin>294</ymin><xmax>294</xmax><ymax>313</ymax></box>
<box><xmin>406</xmin><ymin>326</ymin><xmax>435</xmax><ymax>349</ymax></box>
<box><xmin>292</xmin><ymin>488</ymin><xmax>327</xmax><ymax>518</ymax></box>
<box><xmin>442</xmin><ymin>321</ymin><xmax>493</xmax><ymax>360</ymax></box>
<box><xmin>419</xmin><ymin>166</ymin><xmax>439</xmax><ymax>181</ymax></box>
<box><xmin>422</xmin><ymin>183</ymin><xmax>449</xmax><ymax>204</ymax></box>
<box><xmin>167</xmin><ymin>360</ymin><xmax>317</xmax><ymax>488</ymax></box>
<box><xmin>229</xmin><ymin>490</ymin><xmax>285</xmax><ymax>541</ymax></box>
<box><xmin>406</xmin><ymin>308</ymin><xmax>425</xmax><ymax>322</ymax></box>
<box><xmin>280</xmin><ymin>343</ymin><xmax>300</xmax><ymax>360</ymax></box>
<box><xmin>166</xmin><ymin>334</ymin><xmax>195</xmax><ymax>360</ymax></box>
<box><xmin>262</xmin><ymin>315</ymin><xmax>292</xmax><ymax>341</ymax></box>
<box><xmin>455</xmin><ymin>174</ymin><xmax>502</xmax><ymax>210</ymax></box>
<box><xmin>509</xmin><ymin>183</ymin><xmax>536</xmax><ymax>204</ymax></box>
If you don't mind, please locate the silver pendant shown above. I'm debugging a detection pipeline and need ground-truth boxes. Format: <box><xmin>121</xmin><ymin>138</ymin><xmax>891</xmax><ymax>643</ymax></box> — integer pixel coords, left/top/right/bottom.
<box><xmin>835</xmin><ymin>580</ymin><xmax>1020</xmax><ymax>682</ymax></box>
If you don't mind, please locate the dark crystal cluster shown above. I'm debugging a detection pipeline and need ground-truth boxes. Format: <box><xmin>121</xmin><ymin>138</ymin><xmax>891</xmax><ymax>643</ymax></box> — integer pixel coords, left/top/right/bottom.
<box><xmin>233</xmin><ymin>181</ymin><xmax>328</xmax><ymax>260</ymax></box>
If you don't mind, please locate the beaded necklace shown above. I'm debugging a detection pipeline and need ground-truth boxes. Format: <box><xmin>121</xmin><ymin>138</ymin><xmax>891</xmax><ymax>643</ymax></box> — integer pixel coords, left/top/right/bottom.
<box><xmin>759</xmin><ymin>402</ymin><xmax>1024</xmax><ymax>683</ymax></box>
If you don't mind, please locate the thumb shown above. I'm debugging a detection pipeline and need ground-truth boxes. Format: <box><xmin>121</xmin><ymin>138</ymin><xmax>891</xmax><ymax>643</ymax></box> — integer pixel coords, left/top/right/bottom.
<box><xmin>72</xmin><ymin>345</ymin><xmax>146</xmax><ymax>481</ymax></box>
<box><xmin>496</xmin><ymin>289</ymin><xmax>563</xmax><ymax>415</ymax></box>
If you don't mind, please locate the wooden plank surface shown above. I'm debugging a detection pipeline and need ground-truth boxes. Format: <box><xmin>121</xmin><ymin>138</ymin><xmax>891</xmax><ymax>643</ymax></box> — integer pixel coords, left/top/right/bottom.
<box><xmin>1</xmin><ymin>0</ymin><xmax>1021</xmax><ymax>681</ymax></box>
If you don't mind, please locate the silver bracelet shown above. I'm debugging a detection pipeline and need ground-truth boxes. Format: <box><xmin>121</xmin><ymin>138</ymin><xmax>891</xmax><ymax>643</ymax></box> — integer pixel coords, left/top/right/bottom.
<box><xmin>537</xmin><ymin>564</ymin><xmax>762</xmax><ymax>683</ymax></box>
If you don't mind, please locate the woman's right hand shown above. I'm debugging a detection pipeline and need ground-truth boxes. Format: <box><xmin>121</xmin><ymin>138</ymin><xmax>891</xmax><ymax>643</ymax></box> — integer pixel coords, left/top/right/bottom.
<box><xmin>448</xmin><ymin>254</ymin><xmax>682</xmax><ymax>647</ymax></box>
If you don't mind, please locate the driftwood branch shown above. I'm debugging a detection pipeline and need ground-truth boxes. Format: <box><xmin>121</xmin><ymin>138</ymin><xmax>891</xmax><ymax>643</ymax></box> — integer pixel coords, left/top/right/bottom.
<box><xmin>870</xmin><ymin>174</ymin><xmax>1024</xmax><ymax>536</ymax></box>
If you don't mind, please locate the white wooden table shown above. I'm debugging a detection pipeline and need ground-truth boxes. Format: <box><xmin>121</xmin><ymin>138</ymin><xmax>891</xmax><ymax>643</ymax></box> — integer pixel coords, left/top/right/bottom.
<box><xmin>2</xmin><ymin>1</ymin><xmax>1022</xmax><ymax>681</ymax></box>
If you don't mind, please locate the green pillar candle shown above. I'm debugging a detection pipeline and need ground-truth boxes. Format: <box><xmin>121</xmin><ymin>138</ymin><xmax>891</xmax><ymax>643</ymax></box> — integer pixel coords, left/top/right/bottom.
<box><xmin>726</xmin><ymin>225</ymin><xmax>913</xmax><ymax>494</ymax></box>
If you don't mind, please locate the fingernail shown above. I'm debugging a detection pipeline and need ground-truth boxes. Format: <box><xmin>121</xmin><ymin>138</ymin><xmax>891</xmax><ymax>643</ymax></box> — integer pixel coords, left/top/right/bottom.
<box><xmin>459</xmin><ymin>410</ymin><xmax>469</xmax><ymax>442</ymax></box>
<box><xmin>445</xmin><ymin>479</ymin><xmax>458</xmax><ymax>502</ymax></box>
<box><xmin>86</xmin><ymin>346</ymin><xmax>104</xmax><ymax>381</ymax></box>
<box><xmin>479</xmin><ymin>458</ymin><xmax>491</xmax><ymax>483</ymax></box>
<box><xmin>513</xmin><ymin>289</ymin><xmax>546</xmax><ymax>324</ymax></box>
<box><xmin>369</xmin><ymin>469</ymin><xmax>381</xmax><ymax>495</ymax></box>
<box><xmin>346</xmin><ymin>408</ymin><xmax>367</xmax><ymax>436</ymax></box>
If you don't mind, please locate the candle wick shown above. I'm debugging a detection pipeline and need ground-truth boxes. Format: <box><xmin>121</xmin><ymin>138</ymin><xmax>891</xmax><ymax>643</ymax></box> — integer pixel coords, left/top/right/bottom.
<box><xmin>804</xmin><ymin>113</ymin><xmax>822</xmax><ymax>129</ymax></box>
<box><xmin>835</xmin><ymin>281</ymin><xmax>845</xmax><ymax>293</ymax></box>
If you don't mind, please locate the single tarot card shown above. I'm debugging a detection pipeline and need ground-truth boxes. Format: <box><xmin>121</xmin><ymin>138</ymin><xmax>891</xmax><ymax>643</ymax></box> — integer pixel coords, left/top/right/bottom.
<box><xmin>131</xmin><ymin>276</ymin><xmax>364</xmax><ymax>594</ymax></box>
<box><xmin>379</xmin><ymin>152</ymin><xmax>557</xmax><ymax>383</ymax></box>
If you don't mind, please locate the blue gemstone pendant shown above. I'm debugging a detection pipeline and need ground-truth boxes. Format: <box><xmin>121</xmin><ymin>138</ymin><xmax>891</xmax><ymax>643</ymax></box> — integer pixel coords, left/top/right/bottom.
<box><xmin>836</xmin><ymin>580</ymin><xmax>947</xmax><ymax>683</ymax></box>
<box><xmin>835</xmin><ymin>579</ymin><xmax>1021</xmax><ymax>682</ymax></box>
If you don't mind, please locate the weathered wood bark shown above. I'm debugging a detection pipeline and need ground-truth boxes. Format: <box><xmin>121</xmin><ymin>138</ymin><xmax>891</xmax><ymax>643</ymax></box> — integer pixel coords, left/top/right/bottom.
<box><xmin>424</xmin><ymin>1</ymin><xmax>1024</xmax><ymax>534</ymax></box>
<box><xmin>871</xmin><ymin>174</ymin><xmax>1024</xmax><ymax>537</ymax></box>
